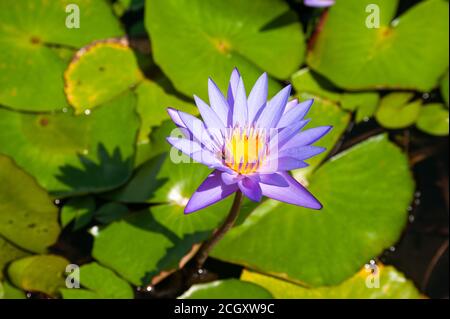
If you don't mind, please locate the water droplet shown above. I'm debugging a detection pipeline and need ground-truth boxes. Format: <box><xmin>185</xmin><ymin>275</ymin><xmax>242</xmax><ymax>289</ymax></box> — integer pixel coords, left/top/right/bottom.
<box><xmin>62</xmin><ymin>107</ymin><xmax>68</xmax><ymax>113</ymax></box>
<box><xmin>54</xmin><ymin>199</ymin><xmax>61</xmax><ymax>205</ymax></box>
<box><xmin>389</xmin><ymin>246</ymin><xmax>396</xmax><ymax>252</ymax></box>
<box><xmin>409</xmin><ymin>215</ymin><xmax>415</xmax><ymax>223</ymax></box>
<box><xmin>145</xmin><ymin>286</ymin><xmax>152</xmax><ymax>292</ymax></box>
<box><xmin>84</xmin><ymin>109</ymin><xmax>91</xmax><ymax>115</ymax></box>
<box><xmin>89</xmin><ymin>226</ymin><xmax>100</xmax><ymax>237</ymax></box>
<box><xmin>422</xmin><ymin>93</ymin><xmax>430</xmax><ymax>100</ymax></box>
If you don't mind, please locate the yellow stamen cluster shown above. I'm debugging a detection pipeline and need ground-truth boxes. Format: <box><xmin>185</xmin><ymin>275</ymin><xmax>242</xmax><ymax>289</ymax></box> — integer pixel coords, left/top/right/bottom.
<box><xmin>222</xmin><ymin>127</ymin><xmax>268</xmax><ymax>175</ymax></box>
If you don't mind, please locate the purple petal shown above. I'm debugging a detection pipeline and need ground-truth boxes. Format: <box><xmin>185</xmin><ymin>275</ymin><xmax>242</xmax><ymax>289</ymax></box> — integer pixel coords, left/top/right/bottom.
<box><xmin>269</xmin><ymin>119</ymin><xmax>310</xmax><ymax>153</ymax></box>
<box><xmin>238</xmin><ymin>177</ymin><xmax>262</xmax><ymax>202</ymax></box>
<box><xmin>221</xmin><ymin>171</ymin><xmax>242</xmax><ymax>185</ymax></box>
<box><xmin>194</xmin><ymin>95</ymin><xmax>226</xmax><ymax>130</ymax></box>
<box><xmin>278</xmin><ymin>99</ymin><xmax>314</xmax><ymax>128</ymax></box>
<box><xmin>259</xmin><ymin>173</ymin><xmax>289</xmax><ymax>187</ymax></box>
<box><xmin>232</xmin><ymin>77</ymin><xmax>248</xmax><ymax>126</ymax></box>
<box><xmin>166</xmin><ymin>137</ymin><xmax>222</xmax><ymax>168</ymax></box>
<box><xmin>281</xmin><ymin>126</ymin><xmax>332</xmax><ymax>150</ymax></box>
<box><xmin>248</xmin><ymin>73</ymin><xmax>268</xmax><ymax>124</ymax></box>
<box><xmin>167</xmin><ymin>107</ymin><xmax>192</xmax><ymax>139</ymax></box>
<box><xmin>174</xmin><ymin>109</ymin><xmax>218</xmax><ymax>151</ymax></box>
<box><xmin>279</xmin><ymin>145</ymin><xmax>327</xmax><ymax>161</ymax></box>
<box><xmin>185</xmin><ymin>170</ymin><xmax>238</xmax><ymax>214</ymax></box>
<box><xmin>208</xmin><ymin>78</ymin><xmax>229</xmax><ymax>125</ymax></box>
<box><xmin>283</xmin><ymin>98</ymin><xmax>299</xmax><ymax>114</ymax></box>
<box><xmin>227</xmin><ymin>68</ymin><xmax>241</xmax><ymax>108</ymax></box>
<box><xmin>256</xmin><ymin>85</ymin><xmax>291</xmax><ymax>128</ymax></box>
<box><xmin>167</xmin><ymin>107</ymin><xmax>186</xmax><ymax>128</ymax></box>
<box><xmin>259</xmin><ymin>157</ymin><xmax>309</xmax><ymax>173</ymax></box>
<box><xmin>260</xmin><ymin>172</ymin><xmax>322</xmax><ymax>209</ymax></box>
<box><xmin>304</xmin><ymin>0</ymin><xmax>335</xmax><ymax>8</ymax></box>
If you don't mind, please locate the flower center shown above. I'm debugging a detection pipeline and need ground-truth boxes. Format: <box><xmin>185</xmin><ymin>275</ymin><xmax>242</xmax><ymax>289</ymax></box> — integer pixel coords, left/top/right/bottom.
<box><xmin>222</xmin><ymin>127</ymin><xmax>268</xmax><ymax>175</ymax></box>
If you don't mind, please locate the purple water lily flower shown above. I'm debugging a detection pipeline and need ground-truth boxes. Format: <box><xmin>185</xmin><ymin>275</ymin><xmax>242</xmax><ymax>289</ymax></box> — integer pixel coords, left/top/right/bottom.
<box><xmin>167</xmin><ymin>68</ymin><xmax>331</xmax><ymax>214</ymax></box>
<box><xmin>304</xmin><ymin>0</ymin><xmax>335</xmax><ymax>8</ymax></box>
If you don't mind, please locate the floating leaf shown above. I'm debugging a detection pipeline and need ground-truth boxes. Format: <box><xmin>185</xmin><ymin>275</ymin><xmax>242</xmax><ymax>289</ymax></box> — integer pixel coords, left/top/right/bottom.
<box><xmin>212</xmin><ymin>135</ymin><xmax>414</xmax><ymax>286</ymax></box>
<box><xmin>181</xmin><ymin>279</ymin><xmax>273</xmax><ymax>299</ymax></box>
<box><xmin>375</xmin><ymin>93</ymin><xmax>422</xmax><ymax>129</ymax></box>
<box><xmin>307</xmin><ymin>0</ymin><xmax>449</xmax><ymax>91</ymax></box>
<box><xmin>145</xmin><ymin>0</ymin><xmax>305</xmax><ymax>98</ymax></box>
<box><xmin>64</xmin><ymin>40</ymin><xmax>143</xmax><ymax>114</ymax></box>
<box><xmin>60</xmin><ymin>196</ymin><xmax>96</xmax><ymax>230</ymax></box>
<box><xmin>441</xmin><ymin>71</ymin><xmax>449</xmax><ymax>107</ymax></box>
<box><xmin>241</xmin><ymin>265</ymin><xmax>421</xmax><ymax>299</ymax></box>
<box><xmin>61</xmin><ymin>262</ymin><xmax>133</xmax><ymax>299</ymax></box>
<box><xmin>95</xmin><ymin>202</ymin><xmax>129</xmax><ymax>224</ymax></box>
<box><xmin>0</xmin><ymin>0</ymin><xmax>124</xmax><ymax>111</ymax></box>
<box><xmin>8</xmin><ymin>255</ymin><xmax>69</xmax><ymax>297</ymax></box>
<box><xmin>0</xmin><ymin>237</ymin><xmax>29</xmax><ymax>280</ymax></box>
<box><xmin>136</xmin><ymin>79</ymin><xmax>197</xmax><ymax>145</ymax></box>
<box><xmin>0</xmin><ymin>155</ymin><xmax>60</xmax><ymax>253</ymax></box>
<box><xmin>291</xmin><ymin>68</ymin><xmax>341</xmax><ymax>102</ymax></box>
<box><xmin>416</xmin><ymin>103</ymin><xmax>449</xmax><ymax>136</ymax></box>
<box><xmin>341</xmin><ymin>92</ymin><xmax>379</xmax><ymax>123</ymax></box>
<box><xmin>0</xmin><ymin>91</ymin><xmax>139</xmax><ymax>197</ymax></box>
<box><xmin>0</xmin><ymin>280</ymin><xmax>26</xmax><ymax>299</ymax></box>
<box><xmin>296</xmin><ymin>94</ymin><xmax>350</xmax><ymax>174</ymax></box>
<box><xmin>92</xmin><ymin>170</ymin><xmax>232</xmax><ymax>285</ymax></box>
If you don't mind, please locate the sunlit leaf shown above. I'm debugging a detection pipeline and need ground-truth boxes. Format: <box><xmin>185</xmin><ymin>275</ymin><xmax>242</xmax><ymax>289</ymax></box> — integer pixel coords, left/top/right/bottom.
<box><xmin>416</xmin><ymin>103</ymin><xmax>449</xmax><ymax>136</ymax></box>
<box><xmin>181</xmin><ymin>279</ymin><xmax>273</xmax><ymax>299</ymax></box>
<box><xmin>8</xmin><ymin>255</ymin><xmax>69</xmax><ymax>297</ymax></box>
<box><xmin>241</xmin><ymin>264</ymin><xmax>421</xmax><ymax>299</ymax></box>
<box><xmin>61</xmin><ymin>262</ymin><xmax>133</xmax><ymax>299</ymax></box>
<box><xmin>0</xmin><ymin>0</ymin><xmax>124</xmax><ymax>111</ymax></box>
<box><xmin>307</xmin><ymin>0</ymin><xmax>449</xmax><ymax>91</ymax></box>
<box><xmin>0</xmin><ymin>91</ymin><xmax>139</xmax><ymax>197</ymax></box>
<box><xmin>212</xmin><ymin>135</ymin><xmax>414</xmax><ymax>286</ymax></box>
<box><xmin>145</xmin><ymin>0</ymin><xmax>305</xmax><ymax>98</ymax></box>
<box><xmin>0</xmin><ymin>155</ymin><xmax>60</xmax><ymax>253</ymax></box>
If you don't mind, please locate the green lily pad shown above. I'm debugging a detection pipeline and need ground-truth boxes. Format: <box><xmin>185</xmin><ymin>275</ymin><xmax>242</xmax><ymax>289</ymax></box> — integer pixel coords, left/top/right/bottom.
<box><xmin>296</xmin><ymin>94</ymin><xmax>350</xmax><ymax>175</ymax></box>
<box><xmin>145</xmin><ymin>0</ymin><xmax>304</xmax><ymax>98</ymax></box>
<box><xmin>61</xmin><ymin>262</ymin><xmax>134</xmax><ymax>299</ymax></box>
<box><xmin>0</xmin><ymin>91</ymin><xmax>139</xmax><ymax>197</ymax></box>
<box><xmin>375</xmin><ymin>93</ymin><xmax>422</xmax><ymax>129</ymax></box>
<box><xmin>291</xmin><ymin>68</ymin><xmax>341</xmax><ymax>102</ymax></box>
<box><xmin>95</xmin><ymin>202</ymin><xmax>129</xmax><ymax>224</ymax></box>
<box><xmin>307</xmin><ymin>0</ymin><xmax>449</xmax><ymax>91</ymax></box>
<box><xmin>64</xmin><ymin>40</ymin><xmax>143</xmax><ymax>114</ymax></box>
<box><xmin>92</xmin><ymin>172</ymin><xmax>234</xmax><ymax>285</ymax></box>
<box><xmin>104</xmin><ymin>154</ymin><xmax>167</xmax><ymax>203</ymax></box>
<box><xmin>180</xmin><ymin>279</ymin><xmax>273</xmax><ymax>299</ymax></box>
<box><xmin>0</xmin><ymin>237</ymin><xmax>30</xmax><ymax>280</ymax></box>
<box><xmin>440</xmin><ymin>71</ymin><xmax>449</xmax><ymax>107</ymax></box>
<box><xmin>341</xmin><ymin>92</ymin><xmax>380</xmax><ymax>123</ymax></box>
<box><xmin>8</xmin><ymin>255</ymin><xmax>69</xmax><ymax>297</ymax></box>
<box><xmin>241</xmin><ymin>265</ymin><xmax>421</xmax><ymax>299</ymax></box>
<box><xmin>136</xmin><ymin>80</ymin><xmax>197</xmax><ymax>145</ymax></box>
<box><xmin>0</xmin><ymin>280</ymin><xmax>26</xmax><ymax>299</ymax></box>
<box><xmin>416</xmin><ymin>103</ymin><xmax>449</xmax><ymax>136</ymax></box>
<box><xmin>60</xmin><ymin>196</ymin><xmax>96</xmax><ymax>230</ymax></box>
<box><xmin>0</xmin><ymin>155</ymin><xmax>60</xmax><ymax>253</ymax></box>
<box><xmin>292</xmin><ymin>68</ymin><xmax>376</xmax><ymax>126</ymax></box>
<box><xmin>212</xmin><ymin>135</ymin><xmax>414</xmax><ymax>286</ymax></box>
<box><xmin>0</xmin><ymin>0</ymin><xmax>124</xmax><ymax>111</ymax></box>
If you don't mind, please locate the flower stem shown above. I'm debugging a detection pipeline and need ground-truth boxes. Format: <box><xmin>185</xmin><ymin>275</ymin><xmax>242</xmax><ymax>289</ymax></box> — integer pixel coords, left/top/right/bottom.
<box><xmin>193</xmin><ymin>190</ymin><xmax>243</xmax><ymax>269</ymax></box>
